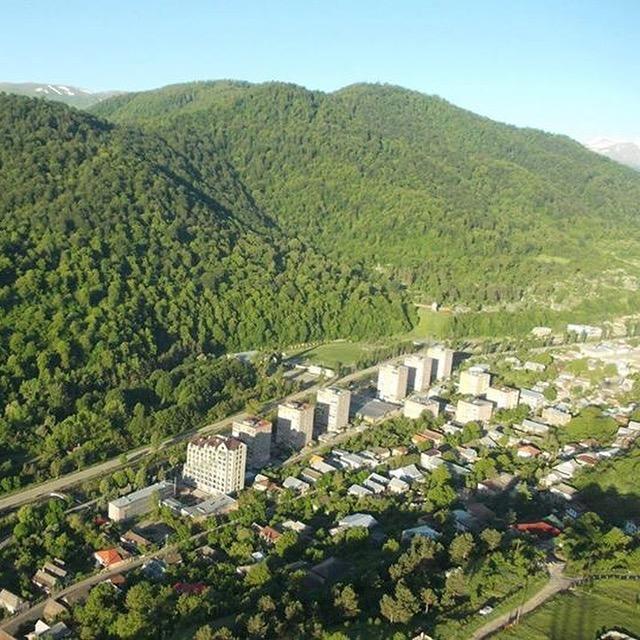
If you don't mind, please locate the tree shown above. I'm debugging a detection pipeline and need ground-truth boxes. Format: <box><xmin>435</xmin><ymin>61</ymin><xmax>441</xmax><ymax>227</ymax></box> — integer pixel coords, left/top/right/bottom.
<box><xmin>333</xmin><ymin>584</ymin><xmax>360</xmax><ymax>619</ymax></box>
<box><xmin>380</xmin><ymin>580</ymin><xmax>420</xmax><ymax>624</ymax></box>
<box><xmin>449</xmin><ymin>533</ymin><xmax>475</xmax><ymax>564</ymax></box>
<box><xmin>419</xmin><ymin>587</ymin><xmax>438</xmax><ymax>614</ymax></box>
<box><xmin>480</xmin><ymin>528</ymin><xmax>502</xmax><ymax>551</ymax></box>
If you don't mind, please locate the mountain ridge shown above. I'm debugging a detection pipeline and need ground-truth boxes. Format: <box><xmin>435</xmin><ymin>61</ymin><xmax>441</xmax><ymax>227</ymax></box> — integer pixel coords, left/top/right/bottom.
<box><xmin>0</xmin><ymin>81</ymin><xmax>124</xmax><ymax>108</ymax></box>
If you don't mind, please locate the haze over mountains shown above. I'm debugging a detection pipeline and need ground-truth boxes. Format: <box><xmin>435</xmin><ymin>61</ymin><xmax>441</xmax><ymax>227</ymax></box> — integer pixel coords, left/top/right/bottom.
<box><xmin>585</xmin><ymin>138</ymin><xmax>640</xmax><ymax>171</ymax></box>
<box><xmin>0</xmin><ymin>81</ymin><xmax>121</xmax><ymax>108</ymax></box>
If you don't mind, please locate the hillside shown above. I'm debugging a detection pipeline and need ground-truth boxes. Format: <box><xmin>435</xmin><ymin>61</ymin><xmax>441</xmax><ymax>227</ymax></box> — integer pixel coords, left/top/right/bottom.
<box><xmin>0</xmin><ymin>81</ymin><xmax>122</xmax><ymax>108</ymax></box>
<box><xmin>586</xmin><ymin>138</ymin><xmax>640</xmax><ymax>171</ymax></box>
<box><xmin>0</xmin><ymin>95</ymin><xmax>411</xmax><ymax>487</ymax></box>
<box><xmin>93</xmin><ymin>81</ymin><xmax>640</xmax><ymax>308</ymax></box>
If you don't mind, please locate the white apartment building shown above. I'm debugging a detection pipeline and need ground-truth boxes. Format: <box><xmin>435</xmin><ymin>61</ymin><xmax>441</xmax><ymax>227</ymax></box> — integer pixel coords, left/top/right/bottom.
<box><xmin>276</xmin><ymin>401</ymin><xmax>315</xmax><ymax>450</ymax></box>
<box><xmin>486</xmin><ymin>385</ymin><xmax>520</xmax><ymax>410</ymax></box>
<box><xmin>315</xmin><ymin>387</ymin><xmax>351</xmax><ymax>433</ymax></box>
<box><xmin>182</xmin><ymin>435</ymin><xmax>247</xmax><ymax>495</ymax></box>
<box><xmin>403</xmin><ymin>395</ymin><xmax>440</xmax><ymax>420</ymax></box>
<box><xmin>459</xmin><ymin>367</ymin><xmax>491</xmax><ymax>396</ymax></box>
<box><xmin>231</xmin><ymin>417</ymin><xmax>272</xmax><ymax>468</ymax></box>
<box><xmin>455</xmin><ymin>398</ymin><xmax>493</xmax><ymax>424</ymax></box>
<box><xmin>377</xmin><ymin>364</ymin><xmax>409</xmax><ymax>403</ymax></box>
<box><xmin>426</xmin><ymin>346</ymin><xmax>454</xmax><ymax>380</ymax></box>
<box><xmin>403</xmin><ymin>354</ymin><xmax>434</xmax><ymax>393</ymax></box>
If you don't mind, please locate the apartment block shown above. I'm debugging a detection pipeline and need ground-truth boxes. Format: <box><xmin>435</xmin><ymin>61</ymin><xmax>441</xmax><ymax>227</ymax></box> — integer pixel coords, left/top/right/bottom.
<box><xmin>426</xmin><ymin>346</ymin><xmax>454</xmax><ymax>380</ymax></box>
<box><xmin>232</xmin><ymin>417</ymin><xmax>272</xmax><ymax>468</ymax></box>
<box><xmin>455</xmin><ymin>398</ymin><xmax>493</xmax><ymax>424</ymax></box>
<box><xmin>182</xmin><ymin>435</ymin><xmax>247</xmax><ymax>495</ymax></box>
<box><xmin>276</xmin><ymin>401</ymin><xmax>315</xmax><ymax>450</ymax></box>
<box><xmin>377</xmin><ymin>364</ymin><xmax>409</xmax><ymax>403</ymax></box>
<box><xmin>459</xmin><ymin>367</ymin><xmax>491</xmax><ymax>396</ymax></box>
<box><xmin>542</xmin><ymin>406</ymin><xmax>572</xmax><ymax>426</ymax></box>
<box><xmin>315</xmin><ymin>387</ymin><xmax>351</xmax><ymax>433</ymax></box>
<box><xmin>486</xmin><ymin>385</ymin><xmax>520</xmax><ymax>410</ymax></box>
<box><xmin>403</xmin><ymin>354</ymin><xmax>434</xmax><ymax>393</ymax></box>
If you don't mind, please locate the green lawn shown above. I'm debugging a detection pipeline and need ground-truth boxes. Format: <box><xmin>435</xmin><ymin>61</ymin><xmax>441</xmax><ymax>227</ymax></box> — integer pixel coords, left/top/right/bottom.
<box><xmin>304</xmin><ymin>341</ymin><xmax>376</xmax><ymax>368</ymax></box>
<box><xmin>495</xmin><ymin>579</ymin><xmax>640</xmax><ymax>640</ymax></box>
<box><xmin>406</xmin><ymin>307</ymin><xmax>453</xmax><ymax>340</ymax></box>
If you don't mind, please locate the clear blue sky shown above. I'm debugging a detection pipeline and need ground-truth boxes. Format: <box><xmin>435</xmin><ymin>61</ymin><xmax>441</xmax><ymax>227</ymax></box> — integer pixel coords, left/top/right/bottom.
<box><xmin>2</xmin><ymin>0</ymin><xmax>638</xmax><ymax>142</ymax></box>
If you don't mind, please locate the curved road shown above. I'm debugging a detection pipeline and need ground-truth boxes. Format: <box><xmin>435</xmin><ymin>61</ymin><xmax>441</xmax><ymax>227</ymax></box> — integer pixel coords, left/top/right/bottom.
<box><xmin>471</xmin><ymin>563</ymin><xmax>577</xmax><ymax>640</ymax></box>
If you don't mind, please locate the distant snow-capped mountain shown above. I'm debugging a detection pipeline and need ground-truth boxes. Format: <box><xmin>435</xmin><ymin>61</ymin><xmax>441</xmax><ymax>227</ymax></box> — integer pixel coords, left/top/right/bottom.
<box><xmin>585</xmin><ymin>138</ymin><xmax>640</xmax><ymax>171</ymax></box>
<box><xmin>0</xmin><ymin>82</ymin><xmax>123</xmax><ymax>108</ymax></box>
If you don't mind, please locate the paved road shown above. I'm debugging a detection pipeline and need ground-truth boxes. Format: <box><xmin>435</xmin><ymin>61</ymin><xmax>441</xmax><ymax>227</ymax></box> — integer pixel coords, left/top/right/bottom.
<box><xmin>471</xmin><ymin>563</ymin><xmax>576</xmax><ymax>640</ymax></box>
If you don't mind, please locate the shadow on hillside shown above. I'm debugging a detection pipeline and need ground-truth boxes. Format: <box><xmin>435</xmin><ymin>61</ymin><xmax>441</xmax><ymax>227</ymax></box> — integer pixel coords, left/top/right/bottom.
<box><xmin>577</xmin><ymin>483</ymin><xmax>640</xmax><ymax>524</ymax></box>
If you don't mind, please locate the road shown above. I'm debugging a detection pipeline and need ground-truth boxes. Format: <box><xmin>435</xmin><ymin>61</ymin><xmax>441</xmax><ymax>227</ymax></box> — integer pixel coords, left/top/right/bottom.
<box><xmin>0</xmin><ymin>355</ymin><xmax>391</xmax><ymax>516</ymax></box>
<box><xmin>471</xmin><ymin>563</ymin><xmax>577</xmax><ymax>640</ymax></box>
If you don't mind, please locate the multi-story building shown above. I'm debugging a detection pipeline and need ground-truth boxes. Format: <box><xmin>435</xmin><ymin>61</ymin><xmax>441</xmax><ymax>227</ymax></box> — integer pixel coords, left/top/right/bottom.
<box><xmin>459</xmin><ymin>367</ymin><xmax>491</xmax><ymax>396</ymax></box>
<box><xmin>403</xmin><ymin>395</ymin><xmax>441</xmax><ymax>420</ymax></box>
<box><xmin>542</xmin><ymin>406</ymin><xmax>572</xmax><ymax>427</ymax></box>
<box><xmin>276</xmin><ymin>401</ymin><xmax>315</xmax><ymax>450</ymax></box>
<box><xmin>377</xmin><ymin>364</ymin><xmax>409</xmax><ymax>403</ymax></box>
<box><xmin>403</xmin><ymin>354</ymin><xmax>434</xmax><ymax>393</ymax></box>
<box><xmin>108</xmin><ymin>481</ymin><xmax>175</xmax><ymax>522</ymax></box>
<box><xmin>426</xmin><ymin>346</ymin><xmax>454</xmax><ymax>380</ymax></box>
<box><xmin>231</xmin><ymin>417</ymin><xmax>272</xmax><ymax>468</ymax></box>
<box><xmin>486</xmin><ymin>385</ymin><xmax>520</xmax><ymax>410</ymax></box>
<box><xmin>455</xmin><ymin>398</ymin><xmax>493</xmax><ymax>424</ymax></box>
<box><xmin>182</xmin><ymin>435</ymin><xmax>247</xmax><ymax>495</ymax></box>
<box><xmin>315</xmin><ymin>387</ymin><xmax>351</xmax><ymax>433</ymax></box>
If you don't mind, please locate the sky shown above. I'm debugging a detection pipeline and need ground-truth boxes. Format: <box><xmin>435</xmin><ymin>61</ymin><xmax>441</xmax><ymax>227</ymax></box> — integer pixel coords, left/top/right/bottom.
<box><xmin>1</xmin><ymin>0</ymin><xmax>639</xmax><ymax>143</ymax></box>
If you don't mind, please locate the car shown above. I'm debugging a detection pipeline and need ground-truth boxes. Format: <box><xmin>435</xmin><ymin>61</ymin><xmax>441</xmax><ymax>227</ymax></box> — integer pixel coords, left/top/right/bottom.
<box><xmin>478</xmin><ymin>605</ymin><xmax>494</xmax><ymax>616</ymax></box>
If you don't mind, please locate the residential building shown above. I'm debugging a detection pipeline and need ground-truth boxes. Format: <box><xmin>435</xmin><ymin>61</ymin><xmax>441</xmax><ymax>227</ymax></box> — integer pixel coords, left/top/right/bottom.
<box><xmin>516</xmin><ymin>418</ymin><xmax>550</xmax><ymax>436</ymax></box>
<box><xmin>94</xmin><ymin>549</ymin><xmax>124</xmax><ymax>569</ymax></box>
<box><xmin>403</xmin><ymin>354</ymin><xmax>434</xmax><ymax>392</ymax></box>
<box><xmin>182</xmin><ymin>435</ymin><xmax>247</xmax><ymax>495</ymax></box>
<box><xmin>567</xmin><ymin>323</ymin><xmax>603</xmax><ymax>339</ymax></box>
<box><xmin>403</xmin><ymin>395</ymin><xmax>440</xmax><ymax>420</ymax></box>
<box><xmin>524</xmin><ymin>361</ymin><xmax>546</xmax><ymax>372</ymax></box>
<box><xmin>231</xmin><ymin>416</ymin><xmax>272</xmax><ymax>468</ymax></box>
<box><xmin>519</xmin><ymin>388</ymin><xmax>545</xmax><ymax>412</ymax></box>
<box><xmin>108</xmin><ymin>481</ymin><xmax>175</xmax><ymax>522</ymax></box>
<box><xmin>401</xmin><ymin>525</ymin><xmax>441</xmax><ymax>543</ymax></box>
<box><xmin>0</xmin><ymin>589</ymin><xmax>27</xmax><ymax>614</ymax></box>
<box><xmin>377</xmin><ymin>364</ymin><xmax>409</xmax><ymax>403</ymax></box>
<box><xmin>542</xmin><ymin>406</ymin><xmax>572</xmax><ymax>426</ymax></box>
<box><xmin>459</xmin><ymin>367</ymin><xmax>491</xmax><ymax>396</ymax></box>
<box><xmin>455</xmin><ymin>398</ymin><xmax>493</xmax><ymax>424</ymax></box>
<box><xmin>427</xmin><ymin>346</ymin><xmax>454</xmax><ymax>380</ymax></box>
<box><xmin>276</xmin><ymin>401</ymin><xmax>315</xmax><ymax>449</ymax></box>
<box><xmin>315</xmin><ymin>387</ymin><xmax>351</xmax><ymax>433</ymax></box>
<box><xmin>486</xmin><ymin>385</ymin><xmax>520</xmax><ymax>410</ymax></box>
<box><xmin>337</xmin><ymin>513</ymin><xmax>379</xmax><ymax>529</ymax></box>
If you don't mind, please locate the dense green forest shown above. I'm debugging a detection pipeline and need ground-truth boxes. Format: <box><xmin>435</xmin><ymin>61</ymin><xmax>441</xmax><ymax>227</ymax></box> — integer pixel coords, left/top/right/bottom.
<box><xmin>0</xmin><ymin>94</ymin><xmax>411</xmax><ymax>489</ymax></box>
<box><xmin>93</xmin><ymin>81</ymin><xmax>640</xmax><ymax>307</ymax></box>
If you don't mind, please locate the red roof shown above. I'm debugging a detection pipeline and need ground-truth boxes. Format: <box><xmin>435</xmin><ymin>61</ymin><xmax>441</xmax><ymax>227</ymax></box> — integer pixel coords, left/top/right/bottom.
<box><xmin>514</xmin><ymin>522</ymin><xmax>561</xmax><ymax>537</ymax></box>
<box><xmin>173</xmin><ymin>582</ymin><xmax>206</xmax><ymax>595</ymax></box>
<box><xmin>259</xmin><ymin>526</ymin><xmax>282</xmax><ymax>543</ymax></box>
<box><xmin>95</xmin><ymin>549</ymin><xmax>123</xmax><ymax>567</ymax></box>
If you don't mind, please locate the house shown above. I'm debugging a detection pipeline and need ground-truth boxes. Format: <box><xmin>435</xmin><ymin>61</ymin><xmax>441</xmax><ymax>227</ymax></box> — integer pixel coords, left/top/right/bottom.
<box><xmin>305</xmin><ymin>557</ymin><xmax>348</xmax><ymax>587</ymax></box>
<box><xmin>477</xmin><ymin>473</ymin><xmax>518</xmax><ymax>495</ymax></box>
<box><xmin>553</xmin><ymin>460</ymin><xmax>580</xmax><ymax>480</ymax></box>
<box><xmin>457</xmin><ymin>446</ymin><xmax>479</xmax><ymax>464</ymax></box>
<box><xmin>550</xmin><ymin>482</ymin><xmax>577</xmax><ymax>501</ymax></box>
<box><xmin>575</xmin><ymin>453</ymin><xmax>598</xmax><ymax>467</ymax></box>
<box><xmin>387</xmin><ymin>477</ymin><xmax>410</xmax><ymax>494</ymax></box>
<box><xmin>516</xmin><ymin>419</ymin><xmax>550</xmax><ymax>436</ymax></box>
<box><xmin>348</xmin><ymin>484</ymin><xmax>373</xmax><ymax>498</ymax></box>
<box><xmin>513</xmin><ymin>521</ymin><xmax>561</xmax><ymax>537</ymax></box>
<box><xmin>282</xmin><ymin>476</ymin><xmax>310</xmax><ymax>494</ymax></box>
<box><xmin>391</xmin><ymin>445</ymin><xmax>409</xmax><ymax>457</ymax></box>
<box><xmin>420</xmin><ymin>449</ymin><xmax>444</xmax><ymax>471</ymax></box>
<box><xmin>301</xmin><ymin>468</ymin><xmax>323</xmax><ymax>484</ymax></box>
<box><xmin>517</xmin><ymin>444</ymin><xmax>542</xmax><ymax>459</ymax></box>
<box><xmin>363</xmin><ymin>478</ymin><xmax>387</xmax><ymax>494</ymax></box>
<box><xmin>418</xmin><ymin>429</ymin><xmax>445</xmax><ymax>446</ymax></box>
<box><xmin>389</xmin><ymin>464</ymin><xmax>424</xmax><ymax>483</ymax></box>
<box><xmin>519</xmin><ymin>389</ymin><xmax>545</xmax><ymax>411</ymax></box>
<box><xmin>42</xmin><ymin>599</ymin><xmax>68</xmax><ymax>623</ymax></box>
<box><xmin>524</xmin><ymin>361</ymin><xmax>546</xmax><ymax>373</ymax></box>
<box><xmin>281</xmin><ymin>520</ymin><xmax>313</xmax><ymax>536</ymax></box>
<box><xmin>338</xmin><ymin>513</ymin><xmax>379</xmax><ymax>529</ymax></box>
<box><xmin>142</xmin><ymin>559</ymin><xmax>167</xmax><ymax>580</ymax></box>
<box><xmin>33</xmin><ymin>570</ymin><xmax>59</xmax><ymax>593</ymax></box>
<box><xmin>257</xmin><ymin>525</ymin><xmax>282</xmax><ymax>545</ymax></box>
<box><xmin>173</xmin><ymin>582</ymin><xmax>207</xmax><ymax>595</ymax></box>
<box><xmin>0</xmin><ymin>589</ymin><xmax>27</xmax><ymax>614</ymax></box>
<box><xmin>542</xmin><ymin>406</ymin><xmax>572</xmax><ymax>426</ymax></box>
<box><xmin>94</xmin><ymin>549</ymin><xmax>124</xmax><ymax>569</ymax></box>
<box><xmin>451</xmin><ymin>509</ymin><xmax>480</xmax><ymax>532</ymax></box>
<box><xmin>401</xmin><ymin>525</ymin><xmax>441</xmax><ymax>543</ymax></box>
<box><xmin>121</xmin><ymin>529</ymin><xmax>151</xmax><ymax>548</ymax></box>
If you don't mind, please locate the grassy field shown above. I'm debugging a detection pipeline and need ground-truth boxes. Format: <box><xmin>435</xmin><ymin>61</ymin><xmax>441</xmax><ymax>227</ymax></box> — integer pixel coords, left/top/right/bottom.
<box><xmin>303</xmin><ymin>341</ymin><xmax>377</xmax><ymax>368</ymax></box>
<box><xmin>407</xmin><ymin>307</ymin><xmax>454</xmax><ymax>340</ymax></box>
<box><xmin>495</xmin><ymin>579</ymin><xmax>640</xmax><ymax>640</ymax></box>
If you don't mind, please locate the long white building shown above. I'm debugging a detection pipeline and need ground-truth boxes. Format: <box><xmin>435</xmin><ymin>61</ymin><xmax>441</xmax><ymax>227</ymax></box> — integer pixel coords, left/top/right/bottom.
<box><xmin>276</xmin><ymin>401</ymin><xmax>315</xmax><ymax>450</ymax></box>
<box><xmin>182</xmin><ymin>435</ymin><xmax>247</xmax><ymax>495</ymax></box>
<box><xmin>231</xmin><ymin>417</ymin><xmax>272</xmax><ymax>468</ymax></box>
<box><xmin>377</xmin><ymin>364</ymin><xmax>409</xmax><ymax>403</ymax></box>
<box><xmin>403</xmin><ymin>354</ymin><xmax>434</xmax><ymax>393</ymax></box>
<box><xmin>459</xmin><ymin>366</ymin><xmax>491</xmax><ymax>396</ymax></box>
<box><xmin>315</xmin><ymin>387</ymin><xmax>351</xmax><ymax>433</ymax></box>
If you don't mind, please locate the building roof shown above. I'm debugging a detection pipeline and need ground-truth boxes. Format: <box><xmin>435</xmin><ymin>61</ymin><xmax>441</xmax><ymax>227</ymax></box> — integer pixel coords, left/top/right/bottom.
<box><xmin>0</xmin><ymin>589</ymin><xmax>24</xmax><ymax>610</ymax></box>
<box><xmin>514</xmin><ymin>522</ymin><xmax>561</xmax><ymax>537</ymax></box>
<box><xmin>94</xmin><ymin>549</ymin><xmax>123</xmax><ymax>567</ymax></box>
<box><xmin>189</xmin><ymin>434</ymin><xmax>245</xmax><ymax>450</ymax></box>
<box><xmin>338</xmin><ymin>513</ymin><xmax>379</xmax><ymax>529</ymax></box>
<box><xmin>109</xmin><ymin>481</ymin><xmax>174</xmax><ymax>509</ymax></box>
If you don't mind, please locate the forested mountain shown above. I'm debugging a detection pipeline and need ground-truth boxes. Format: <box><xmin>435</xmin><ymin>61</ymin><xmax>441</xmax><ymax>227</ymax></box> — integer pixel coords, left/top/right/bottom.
<box><xmin>94</xmin><ymin>81</ymin><xmax>640</xmax><ymax>307</ymax></box>
<box><xmin>0</xmin><ymin>95</ymin><xmax>411</xmax><ymax>487</ymax></box>
<box><xmin>0</xmin><ymin>82</ymin><xmax>121</xmax><ymax>108</ymax></box>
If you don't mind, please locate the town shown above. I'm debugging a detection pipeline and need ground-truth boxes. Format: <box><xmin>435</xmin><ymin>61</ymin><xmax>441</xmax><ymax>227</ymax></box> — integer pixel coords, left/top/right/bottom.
<box><xmin>1</xmin><ymin>324</ymin><xmax>640</xmax><ymax>640</ymax></box>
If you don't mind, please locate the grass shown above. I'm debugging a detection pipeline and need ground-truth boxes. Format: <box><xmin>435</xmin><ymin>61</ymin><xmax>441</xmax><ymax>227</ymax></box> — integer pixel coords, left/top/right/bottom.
<box><xmin>304</xmin><ymin>341</ymin><xmax>376</xmax><ymax>368</ymax></box>
<box><xmin>407</xmin><ymin>307</ymin><xmax>453</xmax><ymax>340</ymax></box>
<box><xmin>495</xmin><ymin>579</ymin><xmax>640</xmax><ymax>640</ymax></box>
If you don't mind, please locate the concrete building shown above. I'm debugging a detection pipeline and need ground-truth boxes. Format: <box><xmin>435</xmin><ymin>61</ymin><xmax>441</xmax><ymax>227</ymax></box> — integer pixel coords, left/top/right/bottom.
<box><xmin>231</xmin><ymin>417</ymin><xmax>272</xmax><ymax>468</ymax></box>
<box><xmin>403</xmin><ymin>354</ymin><xmax>434</xmax><ymax>393</ymax></box>
<box><xmin>182</xmin><ymin>435</ymin><xmax>247</xmax><ymax>495</ymax></box>
<box><xmin>315</xmin><ymin>387</ymin><xmax>351</xmax><ymax>433</ymax></box>
<box><xmin>403</xmin><ymin>395</ymin><xmax>440</xmax><ymax>420</ymax></box>
<box><xmin>542</xmin><ymin>406</ymin><xmax>572</xmax><ymax>426</ymax></box>
<box><xmin>519</xmin><ymin>388</ymin><xmax>545</xmax><ymax>412</ymax></box>
<box><xmin>455</xmin><ymin>398</ymin><xmax>493</xmax><ymax>424</ymax></box>
<box><xmin>108</xmin><ymin>481</ymin><xmax>175</xmax><ymax>522</ymax></box>
<box><xmin>459</xmin><ymin>367</ymin><xmax>491</xmax><ymax>396</ymax></box>
<box><xmin>486</xmin><ymin>385</ymin><xmax>520</xmax><ymax>410</ymax></box>
<box><xmin>426</xmin><ymin>346</ymin><xmax>454</xmax><ymax>380</ymax></box>
<box><xmin>276</xmin><ymin>401</ymin><xmax>315</xmax><ymax>450</ymax></box>
<box><xmin>377</xmin><ymin>363</ymin><xmax>409</xmax><ymax>403</ymax></box>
